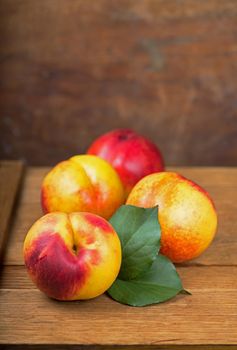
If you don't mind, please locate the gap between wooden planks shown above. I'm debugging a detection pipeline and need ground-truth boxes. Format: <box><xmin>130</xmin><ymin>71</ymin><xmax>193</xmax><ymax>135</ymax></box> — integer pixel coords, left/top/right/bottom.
<box><xmin>0</xmin><ymin>161</ymin><xmax>24</xmax><ymax>260</ymax></box>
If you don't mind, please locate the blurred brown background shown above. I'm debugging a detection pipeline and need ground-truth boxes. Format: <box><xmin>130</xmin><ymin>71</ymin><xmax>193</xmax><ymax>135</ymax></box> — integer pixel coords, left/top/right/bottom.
<box><xmin>0</xmin><ymin>0</ymin><xmax>237</xmax><ymax>166</ymax></box>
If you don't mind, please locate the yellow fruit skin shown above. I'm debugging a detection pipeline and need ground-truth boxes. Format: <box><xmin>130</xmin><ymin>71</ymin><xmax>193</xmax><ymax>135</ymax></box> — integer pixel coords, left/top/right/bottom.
<box><xmin>126</xmin><ymin>172</ymin><xmax>218</xmax><ymax>263</ymax></box>
<box><xmin>23</xmin><ymin>212</ymin><xmax>122</xmax><ymax>300</ymax></box>
<box><xmin>41</xmin><ymin>155</ymin><xmax>125</xmax><ymax>219</ymax></box>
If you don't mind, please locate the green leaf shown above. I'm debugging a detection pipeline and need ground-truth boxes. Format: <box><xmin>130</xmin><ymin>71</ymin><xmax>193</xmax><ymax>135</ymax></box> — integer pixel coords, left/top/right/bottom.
<box><xmin>109</xmin><ymin>205</ymin><xmax>161</xmax><ymax>280</ymax></box>
<box><xmin>107</xmin><ymin>255</ymin><xmax>183</xmax><ymax>306</ymax></box>
<box><xmin>108</xmin><ymin>204</ymin><xmax>186</xmax><ymax>307</ymax></box>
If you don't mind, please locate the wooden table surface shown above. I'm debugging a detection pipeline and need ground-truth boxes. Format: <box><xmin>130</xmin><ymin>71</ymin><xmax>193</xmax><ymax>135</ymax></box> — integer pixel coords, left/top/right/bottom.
<box><xmin>1</xmin><ymin>163</ymin><xmax>237</xmax><ymax>349</ymax></box>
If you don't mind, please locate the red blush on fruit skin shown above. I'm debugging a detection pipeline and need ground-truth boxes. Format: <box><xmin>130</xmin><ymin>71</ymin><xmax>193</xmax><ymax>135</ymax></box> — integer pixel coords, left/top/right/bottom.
<box><xmin>24</xmin><ymin>232</ymin><xmax>89</xmax><ymax>300</ymax></box>
<box><xmin>84</xmin><ymin>213</ymin><xmax>114</xmax><ymax>234</ymax></box>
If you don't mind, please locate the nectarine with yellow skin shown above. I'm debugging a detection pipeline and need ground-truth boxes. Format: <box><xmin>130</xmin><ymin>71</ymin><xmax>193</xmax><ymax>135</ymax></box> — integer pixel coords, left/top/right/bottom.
<box><xmin>41</xmin><ymin>155</ymin><xmax>125</xmax><ymax>219</ymax></box>
<box><xmin>127</xmin><ymin>172</ymin><xmax>217</xmax><ymax>263</ymax></box>
<box><xmin>23</xmin><ymin>212</ymin><xmax>121</xmax><ymax>300</ymax></box>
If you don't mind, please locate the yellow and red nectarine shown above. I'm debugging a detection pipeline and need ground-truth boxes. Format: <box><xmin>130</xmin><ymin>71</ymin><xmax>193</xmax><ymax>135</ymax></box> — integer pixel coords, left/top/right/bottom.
<box><xmin>127</xmin><ymin>172</ymin><xmax>218</xmax><ymax>263</ymax></box>
<box><xmin>41</xmin><ymin>155</ymin><xmax>125</xmax><ymax>219</ymax></box>
<box><xmin>23</xmin><ymin>212</ymin><xmax>121</xmax><ymax>300</ymax></box>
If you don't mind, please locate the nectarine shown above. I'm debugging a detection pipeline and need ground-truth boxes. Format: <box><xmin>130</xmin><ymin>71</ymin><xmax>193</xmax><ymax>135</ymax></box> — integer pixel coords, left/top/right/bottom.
<box><xmin>87</xmin><ymin>129</ymin><xmax>164</xmax><ymax>196</ymax></box>
<box><xmin>41</xmin><ymin>155</ymin><xmax>125</xmax><ymax>219</ymax></box>
<box><xmin>127</xmin><ymin>172</ymin><xmax>218</xmax><ymax>263</ymax></box>
<box><xmin>23</xmin><ymin>212</ymin><xmax>122</xmax><ymax>300</ymax></box>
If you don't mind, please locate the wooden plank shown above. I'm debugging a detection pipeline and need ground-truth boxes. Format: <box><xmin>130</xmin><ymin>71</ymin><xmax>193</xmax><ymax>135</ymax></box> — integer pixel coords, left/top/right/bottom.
<box><xmin>3</xmin><ymin>166</ymin><xmax>237</xmax><ymax>266</ymax></box>
<box><xmin>1</xmin><ymin>265</ymin><xmax>236</xmax><ymax>291</ymax></box>
<box><xmin>0</xmin><ymin>266</ymin><xmax>236</xmax><ymax>346</ymax></box>
<box><xmin>1</xmin><ymin>346</ymin><xmax>236</xmax><ymax>350</ymax></box>
<box><xmin>1</xmin><ymin>167</ymin><xmax>237</xmax><ymax>348</ymax></box>
<box><xmin>0</xmin><ymin>1</ymin><xmax>237</xmax><ymax>167</ymax></box>
<box><xmin>0</xmin><ymin>161</ymin><xmax>23</xmax><ymax>260</ymax></box>
<box><xmin>1</xmin><ymin>346</ymin><xmax>237</xmax><ymax>350</ymax></box>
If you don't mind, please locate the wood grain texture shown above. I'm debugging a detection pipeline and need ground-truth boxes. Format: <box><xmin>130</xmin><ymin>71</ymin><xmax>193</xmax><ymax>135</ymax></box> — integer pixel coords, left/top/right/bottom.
<box><xmin>3</xmin><ymin>166</ymin><xmax>237</xmax><ymax>266</ymax></box>
<box><xmin>1</xmin><ymin>267</ymin><xmax>237</xmax><ymax>346</ymax></box>
<box><xmin>0</xmin><ymin>0</ymin><xmax>237</xmax><ymax>166</ymax></box>
<box><xmin>1</xmin><ymin>265</ymin><xmax>236</xmax><ymax>291</ymax></box>
<box><xmin>1</xmin><ymin>166</ymin><xmax>237</xmax><ymax>348</ymax></box>
<box><xmin>2</xmin><ymin>347</ymin><xmax>236</xmax><ymax>350</ymax></box>
<box><xmin>0</xmin><ymin>161</ymin><xmax>23</xmax><ymax>260</ymax></box>
<box><xmin>3</xmin><ymin>348</ymin><xmax>237</xmax><ymax>350</ymax></box>
<box><xmin>1</xmin><ymin>347</ymin><xmax>236</xmax><ymax>350</ymax></box>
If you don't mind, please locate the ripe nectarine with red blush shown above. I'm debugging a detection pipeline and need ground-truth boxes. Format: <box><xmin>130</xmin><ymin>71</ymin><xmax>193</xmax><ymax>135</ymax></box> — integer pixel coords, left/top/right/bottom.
<box><xmin>23</xmin><ymin>212</ymin><xmax>121</xmax><ymax>300</ymax></box>
<box><xmin>41</xmin><ymin>155</ymin><xmax>125</xmax><ymax>219</ymax></box>
<box><xmin>87</xmin><ymin>129</ymin><xmax>164</xmax><ymax>196</ymax></box>
<box><xmin>127</xmin><ymin>172</ymin><xmax>218</xmax><ymax>263</ymax></box>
